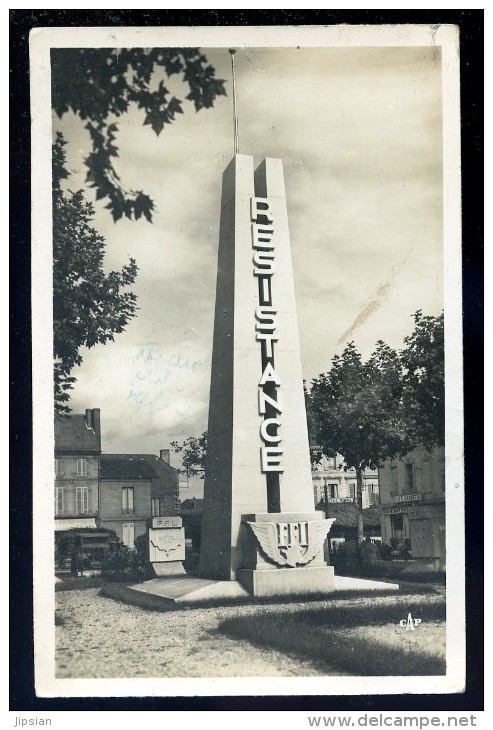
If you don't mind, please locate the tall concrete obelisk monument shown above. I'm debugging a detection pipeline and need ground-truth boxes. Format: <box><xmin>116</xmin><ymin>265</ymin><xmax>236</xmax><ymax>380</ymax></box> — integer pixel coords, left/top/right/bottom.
<box><xmin>199</xmin><ymin>52</ymin><xmax>334</xmax><ymax>595</ymax></box>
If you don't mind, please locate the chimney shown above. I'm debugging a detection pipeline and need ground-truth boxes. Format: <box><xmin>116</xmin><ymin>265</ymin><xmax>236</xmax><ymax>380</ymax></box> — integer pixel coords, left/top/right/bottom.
<box><xmin>85</xmin><ymin>408</ymin><xmax>101</xmax><ymax>450</ymax></box>
<box><xmin>160</xmin><ymin>449</ymin><xmax>170</xmax><ymax>464</ymax></box>
<box><xmin>91</xmin><ymin>409</ymin><xmax>101</xmax><ymax>443</ymax></box>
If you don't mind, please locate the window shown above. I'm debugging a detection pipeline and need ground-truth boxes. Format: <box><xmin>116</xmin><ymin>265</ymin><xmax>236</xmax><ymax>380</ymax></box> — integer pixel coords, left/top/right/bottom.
<box><xmin>122</xmin><ymin>487</ymin><xmax>134</xmax><ymax>514</ymax></box>
<box><xmin>391</xmin><ymin>465</ymin><xmax>398</xmax><ymax>493</ymax></box>
<box><xmin>76</xmin><ymin>486</ymin><xmax>88</xmax><ymax>514</ymax></box>
<box><xmin>151</xmin><ymin>498</ymin><xmax>160</xmax><ymax>517</ymax></box>
<box><xmin>122</xmin><ymin>523</ymin><xmax>135</xmax><ymax>549</ymax></box>
<box><xmin>77</xmin><ymin>458</ymin><xmax>87</xmax><ymax>477</ymax></box>
<box><xmin>323</xmin><ymin>480</ymin><xmax>338</xmax><ymax>500</ymax></box>
<box><xmin>348</xmin><ymin>482</ymin><xmax>356</xmax><ymax>500</ymax></box>
<box><xmin>54</xmin><ymin>459</ymin><xmax>63</xmax><ymax>477</ymax></box>
<box><xmin>55</xmin><ymin>487</ymin><xmax>64</xmax><ymax>515</ymax></box>
<box><xmin>391</xmin><ymin>514</ymin><xmax>404</xmax><ymax>541</ymax></box>
<box><xmin>405</xmin><ymin>463</ymin><xmax>415</xmax><ymax>492</ymax></box>
<box><xmin>366</xmin><ymin>481</ymin><xmax>379</xmax><ymax>504</ymax></box>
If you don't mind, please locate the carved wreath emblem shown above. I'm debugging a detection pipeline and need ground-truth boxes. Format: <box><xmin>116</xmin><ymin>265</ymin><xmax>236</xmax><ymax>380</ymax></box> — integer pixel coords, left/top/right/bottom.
<box><xmin>246</xmin><ymin>518</ymin><xmax>335</xmax><ymax>568</ymax></box>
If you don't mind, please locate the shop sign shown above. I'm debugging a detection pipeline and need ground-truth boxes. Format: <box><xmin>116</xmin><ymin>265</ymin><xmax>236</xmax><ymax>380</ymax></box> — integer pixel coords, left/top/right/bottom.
<box><xmin>383</xmin><ymin>507</ymin><xmax>407</xmax><ymax>515</ymax></box>
<box><xmin>55</xmin><ymin>517</ymin><xmax>97</xmax><ymax>530</ymax></box>
<box><xmin>394</xmin><ymin>493</ymin><xmax>422</xmax><ymax>503</ymax></box>
<box><xmin>59</xmin><ymin>479</ymin><xmax>93</xmax><ymax>486</ymax></box>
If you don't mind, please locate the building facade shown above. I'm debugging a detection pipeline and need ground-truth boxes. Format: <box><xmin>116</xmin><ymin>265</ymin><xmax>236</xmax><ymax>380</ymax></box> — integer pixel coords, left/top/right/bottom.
<box><xmin>312</xmin><ymin>453</ymin><xmax>380</xmax><ymax>510</ymax></box>
<box><xmin>99</xmin><ymin>450</ymin><xmax>180</xmax><ymax>548</ymax></box>
<box><xmin>54</xmin><ymin>408</ymin><xmax>180</xmax><ymax>561</ymax></box>
<box><xmin>378</xmin><ymin>445</ymin><xmax>445</xmax><ymax>568</ymax></box>
<box><xmin>54</xmin><ymin>408</ymin><xmax>101</xmax><ymax>528</ymax></box>
<box><xmin>54</xmin><ymin>408</ymin><xmax>116</xmax><ymax>565</ymax></box>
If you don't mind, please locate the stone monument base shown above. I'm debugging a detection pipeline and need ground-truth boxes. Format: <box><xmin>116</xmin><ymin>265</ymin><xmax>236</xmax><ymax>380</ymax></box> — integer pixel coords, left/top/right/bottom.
<box><xmin>152</xmin><ymin>562</ymin><xmax>186</xmax><ymax>577</ymax></box>
<box><xmin>236</xmin><ymin>511</ymin><xmax>336</xmax><ymax>597</ymax></box>
<box><xmin>237</xmin><ymin>565</ymin><xmax>335</xmax><ymax>597</ymax></box>
<box><xmin>128</xmin><ymin>572</ymin><xmax>398</xmax><ymax>605</ymax></box>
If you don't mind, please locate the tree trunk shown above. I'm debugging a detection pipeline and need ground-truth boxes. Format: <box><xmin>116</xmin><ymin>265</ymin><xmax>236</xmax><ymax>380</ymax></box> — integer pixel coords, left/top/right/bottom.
<box><xmin>356</xmin><ymin>467</ymin><xmax>364</xmax><ymax>543</ymax></box>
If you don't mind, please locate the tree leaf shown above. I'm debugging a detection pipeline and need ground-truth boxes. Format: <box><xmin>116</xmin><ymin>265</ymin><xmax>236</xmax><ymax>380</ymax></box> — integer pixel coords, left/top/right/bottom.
<box><xmin>52</xmin><ymin>47</ymin><xmax>228</xmax><ymax>224</ymax></box>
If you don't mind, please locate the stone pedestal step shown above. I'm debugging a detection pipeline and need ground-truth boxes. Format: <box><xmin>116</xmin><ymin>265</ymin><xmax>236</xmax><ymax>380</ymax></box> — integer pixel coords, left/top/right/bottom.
<box><xmin>333</xmin><ymin>575</ymin><xmax>399</xmax><ymax>591</ymax></box>
<box><xmin>129</xmin><ymin>573</ymin><xmax>399</xmax><ymax>604</ymax></box>
<box><xmin>130</xmin><ymin>576</ymin><xmax>250</xmax><ymax>602</ymax></box>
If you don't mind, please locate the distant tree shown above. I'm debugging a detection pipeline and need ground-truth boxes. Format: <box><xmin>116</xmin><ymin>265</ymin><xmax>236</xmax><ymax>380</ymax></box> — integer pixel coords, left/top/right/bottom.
<box><xmin>308</xmin><ymin>341</ymin><xmax>405</xmax><ymax>541</ymax></box>
<box><xmin>53</xmin><ymin>133</ymin><xmax>138</xmax><ymax>415</ymax></box>
<box><xmin>51</xmin><ymin>47</ymin><xmax>226</xmax><ymax>223</ymax></box>
<box><xmin>171</xmin><ymin>431</ymin><xmax>208</xmax><ymax>480</ymax></box>
<box><xmin>308</xmin><ymin>312</ymin><xmax>445</xmax><ymax>540</ymax></box>
<box><xmin>400</xmin><ymin>310</ymin><xmax>445</xmax><ymax>450</ymax></box>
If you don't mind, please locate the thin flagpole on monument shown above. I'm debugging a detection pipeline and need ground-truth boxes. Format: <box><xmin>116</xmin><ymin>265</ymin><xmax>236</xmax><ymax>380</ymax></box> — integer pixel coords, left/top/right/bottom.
<box><xmin>229</xmin><ymin>49</ymin><xmax>239</xmax><ymax>155</ymax></box>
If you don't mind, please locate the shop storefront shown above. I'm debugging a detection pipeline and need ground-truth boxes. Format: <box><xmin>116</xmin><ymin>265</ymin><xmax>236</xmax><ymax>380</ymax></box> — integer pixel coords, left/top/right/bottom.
<box><xmin>54</xmin><ymin>519</ymin><xmax>117</xmax><ymax>570</ymax></box>
<box><xmin>381</xmin><ymin>498</ymin><xmax>445</xmax><ymax>566</ymax></box>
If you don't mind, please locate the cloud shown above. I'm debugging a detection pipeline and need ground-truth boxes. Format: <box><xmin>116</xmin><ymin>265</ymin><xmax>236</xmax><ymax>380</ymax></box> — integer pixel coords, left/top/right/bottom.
<box><xmin>54</xmin><ymin>45</ymin><xmax>444</xmax><ymax>456</ymax></box>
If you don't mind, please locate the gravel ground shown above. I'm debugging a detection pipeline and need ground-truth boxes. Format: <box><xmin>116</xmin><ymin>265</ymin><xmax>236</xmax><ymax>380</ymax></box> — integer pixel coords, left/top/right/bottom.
<box><xmin>55</xmin><ymin>587</ymin><xmax>444</xmax><ymax>679</ymax></box>
<box><xmin>336</xmin><ymin>621</ymin><xmax>445</xmax><ymax>657</ymax></box>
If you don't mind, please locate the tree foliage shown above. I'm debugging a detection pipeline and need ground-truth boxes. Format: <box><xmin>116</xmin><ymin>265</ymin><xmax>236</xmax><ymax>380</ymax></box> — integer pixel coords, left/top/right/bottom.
<box><xmin>308</xmin><ymin>341</ymin><xmax>405</xmax><ymax>540</ymax></box>
<box><xmin>51</xmin><ymin>47</ymin><xmax>226</xmax><ymax>223</ymax></box>
<box><xmin>309</xmin><ymin>342</ymin><xmax>405</xmax><ymax>473</ymax></box>
<box><xmin>171</xmin><ymin>431</ymin><xmax>208</xmax><ymax>480</ymax></box>
<box><xmin>307</xmin><ymin>312</ymin><xmax>444</xmax><ymax>540</ymax></box>
<box><xmin>308</xmin><ymin>312</ymin><xmax>445</xmax><ymax>467</ymax></box>
<box><xmin>53</xmin><ymin>132</ymin><xmax>138</xmax><ymax>415</ymax></box>
<box><xmin>400</xmin><ymin>310</ymin><xmax>445</xmax><ymax>450</ymax></box>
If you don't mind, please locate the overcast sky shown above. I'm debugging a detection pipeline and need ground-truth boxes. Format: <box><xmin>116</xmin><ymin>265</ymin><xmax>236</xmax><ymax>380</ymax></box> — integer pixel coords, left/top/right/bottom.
<box><xmin>54</xmin><ymin>45</ymin><xmax>443</xmax><ymax>489</ymax></box>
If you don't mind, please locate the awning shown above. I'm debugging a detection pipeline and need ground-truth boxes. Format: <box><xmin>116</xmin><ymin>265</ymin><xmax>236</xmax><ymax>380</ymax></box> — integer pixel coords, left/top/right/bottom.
<box><xmin>55</xmin><ymin>518</ymin><xmax>97</xmax><ymax>531</ymax></box>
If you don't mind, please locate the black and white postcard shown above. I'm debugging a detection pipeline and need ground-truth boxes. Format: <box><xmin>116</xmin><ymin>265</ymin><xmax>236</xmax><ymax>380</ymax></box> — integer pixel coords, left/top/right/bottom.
<box><xmin>28</xmin><ymin>22</ymin><xmax>467</xmax><ymax>702</ymax></box>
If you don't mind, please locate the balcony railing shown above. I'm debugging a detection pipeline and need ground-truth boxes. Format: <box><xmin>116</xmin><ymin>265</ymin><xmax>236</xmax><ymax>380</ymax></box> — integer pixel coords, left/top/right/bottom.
<box><xmin>323</xmin><ymin>497</ymin><xmax>354</xmax><ymax>504</ymax></box>
<box><xmin>54</xmin><ymin>510</ymin><xmax>98</xmax><ymax>517</ymax></box>
<box><xmin>318</xmin><ymin>495</ymin><xmax>380</xmax><ymax>506</ymax></box>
